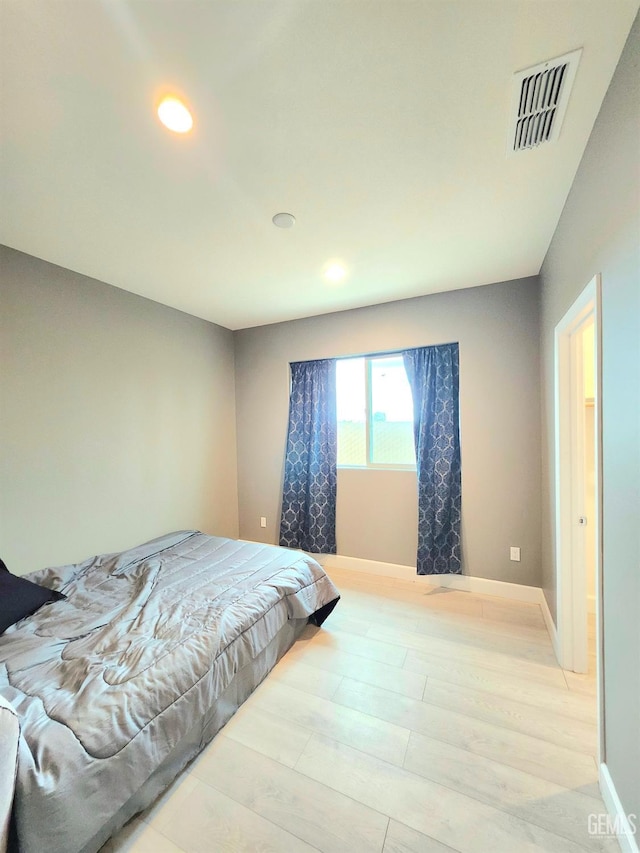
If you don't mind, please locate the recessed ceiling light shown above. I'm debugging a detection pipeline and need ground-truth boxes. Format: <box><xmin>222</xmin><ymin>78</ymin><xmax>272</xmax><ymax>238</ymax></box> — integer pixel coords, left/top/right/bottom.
<box><xmin>157</xmin><ymin>96</ymin><xmax>193</xmax><ymax>134</ymax></box>
<box><xmin>272</xmin><ymin>212</ymin><xmax>296</xmax><ymax>228</ymax></box>
<box><xmin>324</xmin><ymin>262</ymin><xmax>347</xmax><ymax>283</ymax></box>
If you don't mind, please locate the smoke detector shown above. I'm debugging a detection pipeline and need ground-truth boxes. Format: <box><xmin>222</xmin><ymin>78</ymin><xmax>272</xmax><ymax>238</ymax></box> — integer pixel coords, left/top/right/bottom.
<box><xmin>508</xmin><ymin>48</ymin><xmax>582</xmax><ymax>153</ymax></box>
<box><xmin>272</xmin><ymin>212</ymin><xmax>296</xmax><ymax>228</ymax></box>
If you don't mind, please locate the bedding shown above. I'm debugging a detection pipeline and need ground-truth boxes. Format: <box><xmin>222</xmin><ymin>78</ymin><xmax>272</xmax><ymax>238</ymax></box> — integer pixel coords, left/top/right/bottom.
<box><xmin>0</xmin><ymin>531</ymin><xmax>339</xmax><ymax>853</ymax></box>
<box><xmin>0</xmin><ymin>695</ymin><xmax>20</xmax><ymax>853</ymax></box>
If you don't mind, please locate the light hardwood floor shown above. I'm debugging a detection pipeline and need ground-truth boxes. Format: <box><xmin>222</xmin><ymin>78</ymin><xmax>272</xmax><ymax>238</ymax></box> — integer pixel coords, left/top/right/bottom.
<box><xmin>103</xmin><ymin>568</ymin><xmax>610</xmax><ymax>853</ymax></box>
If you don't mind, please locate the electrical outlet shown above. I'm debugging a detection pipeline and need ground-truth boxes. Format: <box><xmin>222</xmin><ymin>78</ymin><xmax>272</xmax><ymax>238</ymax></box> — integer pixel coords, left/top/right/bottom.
<box><xmin>260</xmin><ymin>517</ymin><xmax>267</xmax><ymax>529</ymax></box>
<box><xmin>510</xmin><ymin>546</ymin><xmax>521</xmax><ymax>562</ymax></box>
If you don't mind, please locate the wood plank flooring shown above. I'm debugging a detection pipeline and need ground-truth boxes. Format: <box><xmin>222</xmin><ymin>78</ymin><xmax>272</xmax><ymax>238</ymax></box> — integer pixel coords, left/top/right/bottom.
<box><xmin>103</xmin><ymin>568</ymin><xmax>610</xmax><ymax>853</ymax></box>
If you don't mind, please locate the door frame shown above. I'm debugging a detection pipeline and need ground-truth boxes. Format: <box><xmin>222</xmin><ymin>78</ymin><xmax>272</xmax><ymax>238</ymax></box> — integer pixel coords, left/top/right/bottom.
<box><xmin>554</xmin><ymin>274</ymin><xmax>604</xmax><ymax>757</ymax></box>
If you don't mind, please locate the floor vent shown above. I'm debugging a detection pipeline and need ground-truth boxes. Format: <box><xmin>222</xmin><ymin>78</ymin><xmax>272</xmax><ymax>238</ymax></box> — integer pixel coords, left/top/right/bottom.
<box><xmin>508</xmin><ymin>48</ymin><xmax>582</xmax><ymax>153</ymax></box>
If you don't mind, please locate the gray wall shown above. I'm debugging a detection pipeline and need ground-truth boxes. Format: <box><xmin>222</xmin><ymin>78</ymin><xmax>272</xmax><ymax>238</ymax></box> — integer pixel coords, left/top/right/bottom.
<box><xmin>0</xmin><ymin>246</ymin><xmax>239</xmax><ymax>575</ymax></box>
<box><xmin>539</xmin><ymin>12</ymin><xmax>639</xmax><ymax>824</ymax></box>
<box><xmin>235</xmin><ymin>277</ymin><xmax>541</xmax><ymax>586</ymax></box>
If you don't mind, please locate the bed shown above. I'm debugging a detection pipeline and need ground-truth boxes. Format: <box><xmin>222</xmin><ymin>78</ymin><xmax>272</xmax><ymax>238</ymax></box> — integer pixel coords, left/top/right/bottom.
<box><xmin>0</xmin><ymin>530</ymin><xmax>340</xmax><ymax>853</ymax></box>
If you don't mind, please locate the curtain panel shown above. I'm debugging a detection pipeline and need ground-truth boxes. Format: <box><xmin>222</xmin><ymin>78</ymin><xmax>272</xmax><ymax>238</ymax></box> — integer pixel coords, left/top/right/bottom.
<box><xmin>403</xmin><ymin>343</ymin><xmax>461</xmax><ymax>574</ymax></box>
<box><xmin>279</xmin><ymin>358</ymin><xmax>337</xmax><ymax>554</ymax></box>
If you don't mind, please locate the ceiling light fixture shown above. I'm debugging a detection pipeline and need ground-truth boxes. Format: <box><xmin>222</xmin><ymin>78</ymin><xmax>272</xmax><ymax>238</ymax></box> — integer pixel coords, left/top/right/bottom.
<box><xmin>272</xmin><ymin>212</ymin><xmax>296</xmax><ymax>228</ymax></box>
<box><xmin>324</xmin><ymin>262</ymin><xmax>347</xmax><ymax>283</ymax></box>
<box><xmin>157</xmin><ymin>96</ymin><xmax>193</xmax><ymax>134</ymax></box>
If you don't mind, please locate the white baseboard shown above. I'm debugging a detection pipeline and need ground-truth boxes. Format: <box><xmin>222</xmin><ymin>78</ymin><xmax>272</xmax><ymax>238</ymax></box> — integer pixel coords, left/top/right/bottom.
<box><xmin>599</xmin><ymin>763</ymin><xmax>639</xmax><ymax>853</ymax></box>
<box><xmin>316</xmin><ymin>553</ymin><xmax>544</xmax><ymax>604</ymax></box>
<box><xmin>427</xmin><ymin>572</ymin><xmax>543</xmax><ymax>604</ymax></box>
<box><xmin>539</xmin><ymin>591</ymin><xmax>561</xmax><ymax>664</ymax></box>
<box><xmin>317</xmin><ymin>553</ymin><xmax>417</xmax><ymax>581</ymax></box>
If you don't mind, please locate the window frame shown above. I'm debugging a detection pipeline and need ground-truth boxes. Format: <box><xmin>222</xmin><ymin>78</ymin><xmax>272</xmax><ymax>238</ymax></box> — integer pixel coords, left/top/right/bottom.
<box><xmin>337</xmin><ymin>354</ymin><xmax>416</xmax><ymax>471</ymax></box>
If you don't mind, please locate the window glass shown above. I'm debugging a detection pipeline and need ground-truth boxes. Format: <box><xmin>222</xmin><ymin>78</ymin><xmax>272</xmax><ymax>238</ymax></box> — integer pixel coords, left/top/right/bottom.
<box><xmin>336</xmin><ymin>355</ymin><xmax>415</xmax><ymax>468</ymax></box>
<box><xmin>369</xmin><ymin>357</ymin><xmax>416</xmax><ymax>465</ymax></box>
<box><xmin>336</xmin><ymin>358</ymin><xmax>366</xmax><ymax>466</ymax></box>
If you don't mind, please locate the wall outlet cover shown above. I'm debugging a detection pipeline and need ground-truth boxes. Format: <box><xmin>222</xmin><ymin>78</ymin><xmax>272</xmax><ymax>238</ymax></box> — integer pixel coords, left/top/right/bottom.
<box><xmin>510</xmin><ymin>546</ymin><xmax>521</xmax><ymax>562</ymax></box>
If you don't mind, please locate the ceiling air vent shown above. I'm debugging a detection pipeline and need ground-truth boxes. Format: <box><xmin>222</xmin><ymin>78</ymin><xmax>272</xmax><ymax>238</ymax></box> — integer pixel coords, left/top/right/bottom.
<box><xmin>508</xmin><ymin>48</ymin><xmax>582</xmax><ymax>153</ymax></box>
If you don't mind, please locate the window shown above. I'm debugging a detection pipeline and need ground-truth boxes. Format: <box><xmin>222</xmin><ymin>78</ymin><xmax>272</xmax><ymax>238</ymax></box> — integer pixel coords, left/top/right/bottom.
<box><xmin>336</xmin><ymin>355</ymin><xmax>416</xmax><ymax>468</ymax></box>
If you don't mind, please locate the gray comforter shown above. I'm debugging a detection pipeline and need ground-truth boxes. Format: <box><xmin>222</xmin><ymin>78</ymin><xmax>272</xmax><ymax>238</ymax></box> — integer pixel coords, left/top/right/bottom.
<box><xmin>0</xmin><ymin>531</ymin><xmax>339</xmax><ymax>853</ymax></box>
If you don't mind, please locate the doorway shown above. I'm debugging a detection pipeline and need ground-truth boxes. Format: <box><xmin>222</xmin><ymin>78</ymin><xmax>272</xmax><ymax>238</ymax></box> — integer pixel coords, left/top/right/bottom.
<box><xmin>554</xmin><ymin>275</ymin><xmax>603</xmax><ymax>755</ymax></box>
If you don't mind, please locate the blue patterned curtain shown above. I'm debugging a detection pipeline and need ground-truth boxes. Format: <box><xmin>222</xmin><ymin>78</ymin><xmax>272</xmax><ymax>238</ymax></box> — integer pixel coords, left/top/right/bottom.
<box><xmin>279</xmin><ymin>359</ymin><xmax>337</xmax><ymax>553</ymax></box>
<box><xmin>403</xmin><ymin>343</ymin><xmax>461</xmax><ymax>574</ymax></box>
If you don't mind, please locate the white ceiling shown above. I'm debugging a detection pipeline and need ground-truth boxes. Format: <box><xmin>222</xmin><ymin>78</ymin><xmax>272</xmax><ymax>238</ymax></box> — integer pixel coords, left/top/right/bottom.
<box><xmin>1</xmin><ymin>1</ymin><xmax>638</xmax><ymax>330</ymax></box>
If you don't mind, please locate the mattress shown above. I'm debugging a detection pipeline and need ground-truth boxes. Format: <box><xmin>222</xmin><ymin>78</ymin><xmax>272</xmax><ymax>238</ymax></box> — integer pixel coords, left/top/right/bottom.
<box><xmin>0</xmin><ymin>531</ymin><xmax>339</xmax><ymax>853</ymax></box>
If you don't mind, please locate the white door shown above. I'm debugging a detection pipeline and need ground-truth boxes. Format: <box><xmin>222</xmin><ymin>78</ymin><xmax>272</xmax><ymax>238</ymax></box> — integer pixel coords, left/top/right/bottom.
<box><xmin>554</xmin><ymin>274</ymin><xmax>603</xmax><ymax>759</ymax></box>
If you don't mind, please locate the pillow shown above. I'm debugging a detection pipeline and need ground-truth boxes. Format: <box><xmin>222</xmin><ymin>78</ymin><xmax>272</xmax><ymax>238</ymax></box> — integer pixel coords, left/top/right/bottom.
<box><xmin>0</xmin><ymin>560</ymin><xmax>66</xmax><ymax>634</ymax></box>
